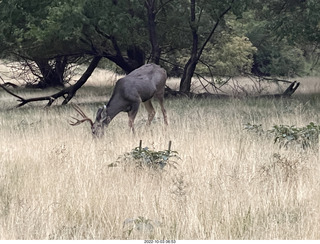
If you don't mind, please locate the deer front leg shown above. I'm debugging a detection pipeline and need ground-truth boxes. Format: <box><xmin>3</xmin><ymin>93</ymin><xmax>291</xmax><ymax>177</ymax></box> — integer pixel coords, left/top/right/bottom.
<box><xmin>128</xmin><ymin>103</ymin><xmax>140</xmax><ymax>133</ymax></box>
<box><xmin>160</xmin><ymin>104</ymin><xmax>168</xmax><ymax>125</ymax></box>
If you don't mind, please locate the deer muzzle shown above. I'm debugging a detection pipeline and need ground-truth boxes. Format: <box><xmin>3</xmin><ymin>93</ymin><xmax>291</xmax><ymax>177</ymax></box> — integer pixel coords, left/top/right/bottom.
<box><xmin>92</xmin><ymin>122</ymin><xmax>105</xmax><ymax>138</ymax></box>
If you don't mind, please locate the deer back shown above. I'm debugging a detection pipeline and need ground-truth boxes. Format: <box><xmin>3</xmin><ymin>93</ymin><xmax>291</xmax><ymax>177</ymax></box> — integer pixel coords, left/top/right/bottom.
<box><xmin>111</xmin><ymin>63</ymin><xmax>167</xmax><ymax>103</ymax></box>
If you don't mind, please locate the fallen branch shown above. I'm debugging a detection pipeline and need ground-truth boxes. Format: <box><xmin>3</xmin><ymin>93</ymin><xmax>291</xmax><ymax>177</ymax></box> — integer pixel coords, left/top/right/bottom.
<box><xmin>165</xmin><ymin>80</ymin><xmax>300</xmax><ymax>99</ymax></box>
<box><xmin>258</xmin><ymin>81</ymin><xmax>300</xmax><ymax>98</ymax></box>
<box><xmin>0</xmin><ymin>56</ymin><xmax>102</xmax><ymax>107</ymax></box>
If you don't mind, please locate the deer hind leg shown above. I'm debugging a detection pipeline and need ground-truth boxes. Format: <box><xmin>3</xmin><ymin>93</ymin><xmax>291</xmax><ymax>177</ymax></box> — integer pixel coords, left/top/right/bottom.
<box><xmin>156</xmin><ymin>96</ymin><xmax>168</xmax><ymax>125</ymax></box>
<box><xmin>143</xmin><ymin>99</ymin><xmax>156</xmax><ymax>125</ymax></box>
<box><xmin>128</xmin><ymin>102</ymin><xmax>140</xmax><ymax>133</ymax></box>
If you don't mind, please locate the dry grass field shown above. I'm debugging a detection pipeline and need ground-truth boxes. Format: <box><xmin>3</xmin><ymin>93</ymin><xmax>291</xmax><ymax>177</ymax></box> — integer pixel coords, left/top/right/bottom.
<box><xmin>0</xmin><ymin>67</ymin><xmax>320</xmax><ymax>239</ymax></box>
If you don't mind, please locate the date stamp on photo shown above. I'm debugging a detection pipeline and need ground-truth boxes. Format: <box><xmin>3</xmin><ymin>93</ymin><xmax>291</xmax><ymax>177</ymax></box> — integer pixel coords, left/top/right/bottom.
<box><xmin>144</xmin><ymin>240</ymin><xmax>176</xmax><ymax>243</ymax></box>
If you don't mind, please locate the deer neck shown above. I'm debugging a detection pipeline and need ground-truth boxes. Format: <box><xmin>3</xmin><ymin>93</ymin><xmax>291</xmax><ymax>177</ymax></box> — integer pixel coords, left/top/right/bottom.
<box><xmin>104</xmin><ymin>99</ymin><xmax>123</xmax><ymax>125</ymax></box>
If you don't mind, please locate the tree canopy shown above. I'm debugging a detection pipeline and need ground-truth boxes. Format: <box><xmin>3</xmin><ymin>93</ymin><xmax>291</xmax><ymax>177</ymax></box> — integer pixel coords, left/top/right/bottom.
<box><xmin>0</xmin><ymin>0</ymin><xmax>319</xmax><ymax>99</ymax></box>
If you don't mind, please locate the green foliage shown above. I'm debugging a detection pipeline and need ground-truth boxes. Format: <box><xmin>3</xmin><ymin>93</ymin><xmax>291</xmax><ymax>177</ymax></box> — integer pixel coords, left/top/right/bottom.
<box><xmin>247</xmin><ymin>0</ymin><xmax>320</xmax><ymax>77</ymax></box>
<box><xmin>110</xmin><ymin>143</ymin><xmax>180</xmax><ymax>170</ymax></box>
<box><xmin>251</xmin><ymin>37</ymin><xmax>306</xmax><ymax>77</ymax></box>
<box><xmin>83</xmin><ymin>0</ymin><xmax>148</xmax><ymax>47</ymax></box>
<box><xmin>0</xmin><ymin>0</ymin><xmax>86</xmax><ymax>58</ymax></box>
<box><xmin>241</xmin><ymin>10</ymin><xmax>306</xmax><ymax>77</ymax></box>
<box><xmin>269</xmin><ymin>123</ymin><xmax>320</xmax><ymax>149</ymax></box>
<box><xmin>263</xmin><ymin>0</ymin><xmax>320</xmax><ymax>45</ymax></box>
<box><xmin>244</xmin><ymin>122</ymin><xmax>320</xmax><ymax>149</ymax></box>
<box><xmin>198</xmin><ymin>31</ymin><xmax>257</xmax><ymax>76</ymax></box>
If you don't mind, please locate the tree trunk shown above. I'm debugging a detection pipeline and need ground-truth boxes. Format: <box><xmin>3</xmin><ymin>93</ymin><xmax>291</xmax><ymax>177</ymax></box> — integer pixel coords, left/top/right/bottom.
<box><xmin>179</xmin><ymin>0</ymin><xmax>233</xmax><ymax>93</ymax></box>
<box><xmin>35</xmin><ymin>57</ymin><xmax>66</xmax><ymax>88</ymax></box>
<box><xmin>179</xmin><ymin>0</ymin><xmax>198</xmax><ymax>93</ymax></box>
<box><xmin>145</xmin><ymin>0</ymin><xmax>161</xmax><ymax>64</ymax></box>
<box><xmin>179</xmin><ymin>58</ymin><xmax>198</xmax><ymax>93</ymax></box>
<box><xmin>62</xmin><ymin>56</ymin><xmax>102</xmax><ymax>104</ymax></box>
<box><xmin>92</xmin><ymin>26</ymin><xmax>143</xmax><ymax>73</ymax></box>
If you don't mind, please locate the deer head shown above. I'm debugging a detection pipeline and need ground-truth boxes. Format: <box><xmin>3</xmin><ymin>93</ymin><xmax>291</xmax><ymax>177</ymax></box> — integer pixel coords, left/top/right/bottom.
<box><xmin>69</xmin><ymin>63</ymin><xmax>168</xmax><ymax>137</ymax></box>
<box><xmin>69</xmin><ymin>104</ymin><xmax>110</xmax><ymax>137</ymax></box>
<box><xmin>91</xmin><ymin>105</ymin><xmax>110</xmax><ymax>137</ymax></box>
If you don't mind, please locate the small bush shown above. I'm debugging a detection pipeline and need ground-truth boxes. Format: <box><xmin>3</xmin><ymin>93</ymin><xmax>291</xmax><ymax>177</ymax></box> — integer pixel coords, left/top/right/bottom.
<box><xmin>244</xmin><ymin>122</ymin><xmax>320</xmax><ymax>149</ymax></box>
<box><xmin>269</xmin><ymin>122</ymin><xmax>320</xmax><ymax>149</ymax></box>
<box><xmin>123</xmin><ymin>216</ymin><xmax>161</xmax><ymax>238</ymax></box>
<box><xmin>244</xmin><ymin>123</ymin><xmax>264</xmax><ymax>135</ymax></box>
<box><xmin>110</xmin><ymin>141</ymin><xmax>180</xmax><ymax>170</ymax></box>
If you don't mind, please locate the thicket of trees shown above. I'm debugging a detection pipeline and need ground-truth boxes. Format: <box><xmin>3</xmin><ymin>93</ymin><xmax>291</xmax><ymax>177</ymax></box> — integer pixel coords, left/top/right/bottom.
<box><xmin>0</xmin><ymin>0</ymin><xmax>319</xmax><ymax>102</ymax></box>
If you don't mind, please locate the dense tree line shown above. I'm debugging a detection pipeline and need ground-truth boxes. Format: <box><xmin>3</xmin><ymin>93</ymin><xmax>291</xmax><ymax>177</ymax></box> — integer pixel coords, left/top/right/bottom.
<box><xmin>0</xmin><ymin>0</ymin><xmax>319</xmax><ymax>101</ymax></box>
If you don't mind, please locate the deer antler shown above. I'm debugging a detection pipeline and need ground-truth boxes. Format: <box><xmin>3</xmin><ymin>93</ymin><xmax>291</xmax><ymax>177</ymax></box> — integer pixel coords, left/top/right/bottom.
<box><xmin>69</xmin><ymin>104</ymin><xmax>94</xmax><ymax>127</ymax></box>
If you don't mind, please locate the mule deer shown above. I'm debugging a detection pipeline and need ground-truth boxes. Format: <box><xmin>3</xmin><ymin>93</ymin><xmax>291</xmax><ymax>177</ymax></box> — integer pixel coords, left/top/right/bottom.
<box><xmin>70</xmin><ymin>63</ymin><xmax>168</xmax><ymax>137</ymax></box>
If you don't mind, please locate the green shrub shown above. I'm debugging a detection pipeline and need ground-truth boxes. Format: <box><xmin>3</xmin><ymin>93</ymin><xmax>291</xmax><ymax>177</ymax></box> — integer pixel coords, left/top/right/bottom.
<box><xmin>110</xmin><ymin>141</ymin><xmax>180</xmax><ymax>170</ymax></box>
<box><xmin>269</xmin><ymin>122</ymin><xmax>320</xmax><ymax>149</ymax></box>
<box><xmin>244</xmin><ymin>122</ymin><xmax>320</xmax><ymax>149</ymax></box>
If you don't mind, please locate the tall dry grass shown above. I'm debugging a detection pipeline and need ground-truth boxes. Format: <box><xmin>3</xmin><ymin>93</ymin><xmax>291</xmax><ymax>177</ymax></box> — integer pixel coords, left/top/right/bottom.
<box><xmin>0</xmin><ymin>72</ymin><xmax>320</xmax><ymax>239</ymax></box>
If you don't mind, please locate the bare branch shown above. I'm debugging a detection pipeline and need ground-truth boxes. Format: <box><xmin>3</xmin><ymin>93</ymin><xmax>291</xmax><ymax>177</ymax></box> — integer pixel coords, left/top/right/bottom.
<box><xmin>243</xmin><ymin>72</ymin><xmax>293</xmax><ymax>84</ymax></box>
<box><xmin>0</xmin><ymin>84</ymin><xmax>23</xmax><ymax>101</ymax></box>
<box><xmin>197</xmin><ymin>2</ymin><xmax>234</xmax><ymax>59</ymax></box>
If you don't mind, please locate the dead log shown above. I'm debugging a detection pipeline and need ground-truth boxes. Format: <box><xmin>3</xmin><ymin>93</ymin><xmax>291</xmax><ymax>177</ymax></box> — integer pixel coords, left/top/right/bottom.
<box><xmin>258</xmin><ymin>81</ymin><xmax>300</xmax><ymax>98</ymax></box>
